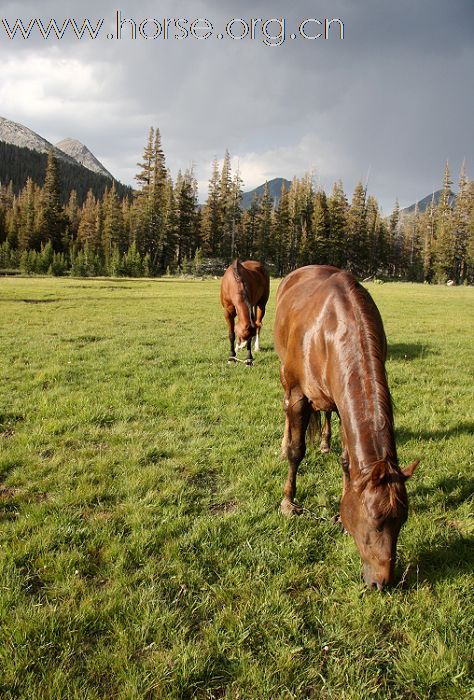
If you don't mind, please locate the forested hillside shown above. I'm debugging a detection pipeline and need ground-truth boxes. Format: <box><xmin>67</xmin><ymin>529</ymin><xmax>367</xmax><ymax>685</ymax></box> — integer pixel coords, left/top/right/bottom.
<box><xmin>0</xmin><ymin>141</ymin><xmax>132</xmax><ymax>205</ymax></box>
<box><xmin>1</xmin><ymin>128</ymin><xmax>473</xmax><ymax>282</ymax></box>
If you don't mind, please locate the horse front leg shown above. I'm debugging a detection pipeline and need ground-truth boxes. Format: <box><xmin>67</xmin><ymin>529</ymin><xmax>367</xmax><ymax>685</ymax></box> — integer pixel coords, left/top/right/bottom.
<box><xmin>341</xmin><ymin>447</ymin><xmax>349</xmax><ymax>498</ymax></box>
<box><xmin>320</xmin><ymin>411</ymin><xmax>332</xmax><ymax>453</ymax></box>
<box><xmin>332</xmin><ymin>446</ymin><xmax>350</xmax><ymax>528</ymax></box>
<box><xmin>225</xmin><ymin>310</ymin><xmax>236</xmax><ymax>362</ymax></box>
<box><xmin>281</xmin><ymin>393</ymin><xmax>311</xmax><ymax>516</ymax></box>
<box><xmin>253</xmin><ymin>301</ymin><xmax>267</xmax><ymax>352</ymax></box>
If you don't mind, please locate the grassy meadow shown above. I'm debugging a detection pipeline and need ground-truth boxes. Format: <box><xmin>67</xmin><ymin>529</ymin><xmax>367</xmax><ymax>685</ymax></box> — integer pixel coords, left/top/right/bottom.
<box><xmin>0</xmin><ymin>275</ymin><xmax>473</xmax><ymax>699</ymax></box>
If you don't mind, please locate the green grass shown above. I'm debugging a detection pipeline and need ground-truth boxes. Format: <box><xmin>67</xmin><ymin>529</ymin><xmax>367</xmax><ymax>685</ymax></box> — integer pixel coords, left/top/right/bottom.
<box><xmin>0</xmin><ymin>276</ymin><xmax>473</xmax><ymax>699</ymax></box>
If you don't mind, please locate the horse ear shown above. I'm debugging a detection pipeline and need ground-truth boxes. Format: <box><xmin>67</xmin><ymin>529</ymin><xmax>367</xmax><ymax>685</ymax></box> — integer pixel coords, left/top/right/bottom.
<box><xmin>402</xmin><ymin>459</ymin><xmax>420</xmax><ymax>480</ymax></box>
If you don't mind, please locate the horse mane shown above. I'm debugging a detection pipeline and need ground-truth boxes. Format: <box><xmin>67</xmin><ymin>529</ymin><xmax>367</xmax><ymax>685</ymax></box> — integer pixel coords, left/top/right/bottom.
<box><xmin>231</xmin><ymin>258</ymin><xmax>241</xmax><ymax>283</ymax></box>
<box><xmin>232</xmin><ymin>259</ymin><xmax>251</xmax><ymax>307</ymax></box>
<box><xmin>339</xmin><ymin>272</ymin><xmax>397</xmax><ymax>463</ymax></box>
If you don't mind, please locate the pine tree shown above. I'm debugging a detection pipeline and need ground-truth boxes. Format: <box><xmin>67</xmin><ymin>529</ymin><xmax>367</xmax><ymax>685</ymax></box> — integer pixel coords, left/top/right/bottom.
<box><xmin>175</xmin><ymin>168</ymin><xmax>199</xmax><ymax>267</ymax></box>
<box><xmin>18</xmin><ymin>178</ymin><xmax>37</xmax><ymax>251</ymax></box>
<box><xmin>465</xmin><ymin>181</ymin><xmax>474</xmax><ymax>283</ymax></box>
<box><xmin>387</xmin><ymin>200</ymin><xmax>402</xmax><ymax>277</ymax></box>
<box><xmin>95</xmin><ymin>198</ymin><xmax>104</xmax><ymax>259</ymax></box>
<box><xmin>310</xmin><ymin>190</ymin><xmax>330</xmax><ymax>265</ymax></box>
<box><xmin>287</xmin><ymin>177</ymin><xmax>302</xmax><ymax>270</ymax></box>
<box><xmin>37</xmin><ymin>150</ymin><xmax>65</xmax><ymax>251</ymax></box>
<box><xmin>6</xmin><ymin>195</ymin><xmax>20</xmax><ymax>249</ymax></box>
<box><xmin>192</xmin><ymin>247</ymin><xmax>203</xmax><ymax>276</ymax></box>
<box><xmin>346</xmin><ymin>182</ymin><xmax>368</xmax><ymax>276</ymax></box>
<box><xmin>65</xmin><ymin>190</ymin><xmax>80</xmax><ymax>242</ymax></box>
<box><xmin>219</xmin><ymin>150</ymin><xmax>234</xmax><ymax>261</ymax></box>
<box><xmin>375</xmin><ymin>219</ymin><xmax>389</xmax><ymax>276</ymax></box>
<box><xmin>402</xmin><ymin>203</ymin><xmax>423</xmax><ymax>281</ymax></box>
<box><xmin>133</xmin><ymin>127</ymin><xmax>169</xmax><ymax>272</ymax></box>
<box><xmin>201</xmin><ymin>158</ymin><xmax>221</xmax><ymax>257</ymax></box>
<box><xmin>242</xmin><ymin>195</ymin><xmax>260</xmax><ymax>261</ymax></box>
<box><xmin>255</xmin><ymin>182</ymin><xmax>274</xmax><ymax>263</ymax></box>
<box><xmin>274</xmin><ymin>183</ymin><xmax>291</xmax><ymax>275</ymax></box>
<box><xmin>121</xmin><ymin>197</ymin><xmax>132</xmax><ymax>249</ymax></box>
<box><xmin>327</xmin><ymin>180</ymin><xmax>349</xmax><ymax>268</ymax></box>
<box><xmin>421</xmin><ymin>193</ymin><xmax>436</xmax><ymax>282</ymax></box>
<box><xmin>162</xmin><ymin>175</ymin><xmax>178</xmax><ymax>272</ymax></box>
<box><xmin>366</xmin><ymin>195</ymin><xmax>380</xmax><ymax>274</ymax></box>
<box><xmin>453</xmin><ymin>162</ymin><xmax>472</xmax><ymax>282</ymax></box>
<box><xmin>102</xmin><ymin>183</ymin><xmax>125</xmax><ymax>260</ymax></box>
<box><xmin>150</xmin><ymin>128</ymin><xmax>169</xmax><ymax>270</ymax></box>
<box><xmin>135</xmin><ymin>127</ymin><xmax>155</xmax><ymax>189</ymax></box>
<box><xmin>0</xmin><ymin>182</ymin><xmax>14</xmax><ymax>244</ymax></box>
<box><xmin>434</xmin><ymin>162</ymin><xmax>455</xmax><ymax>281</ymax></box>
<box><xmin>229</xmin><ymin>168</ymin><xmax>244</xmax><ymax>258</ymax></box>
<box><xmin>290</xmin><ymin>174</ymin><xmax>314</xmax><ymax>269</ymax></box>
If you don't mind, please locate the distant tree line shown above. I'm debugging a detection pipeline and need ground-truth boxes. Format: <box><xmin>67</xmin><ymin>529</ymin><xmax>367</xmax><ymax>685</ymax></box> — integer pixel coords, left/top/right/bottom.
<box><xmin>1</xmin><ymin>128</ymin><xmax>473</xmax><ymax>282</ymax></box>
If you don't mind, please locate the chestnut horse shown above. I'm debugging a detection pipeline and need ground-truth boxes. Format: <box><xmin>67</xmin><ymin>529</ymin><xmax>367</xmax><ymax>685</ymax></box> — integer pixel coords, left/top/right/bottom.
<box><xmin>220</xmin><ymin>259</ymin><xmax>270</xmax><ymax>365</ymax></box>
<box><xmin>274</xmin><ymin>265</ymin><xmax>419</xmax><ymax>589</ymax></box>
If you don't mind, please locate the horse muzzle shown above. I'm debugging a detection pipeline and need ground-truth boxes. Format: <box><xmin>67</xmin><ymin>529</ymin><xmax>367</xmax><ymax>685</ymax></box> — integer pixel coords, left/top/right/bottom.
<box><xmin>362</xmin><ymin>562</ymin><xmax>392</xmax><ymax>591</ymax></box>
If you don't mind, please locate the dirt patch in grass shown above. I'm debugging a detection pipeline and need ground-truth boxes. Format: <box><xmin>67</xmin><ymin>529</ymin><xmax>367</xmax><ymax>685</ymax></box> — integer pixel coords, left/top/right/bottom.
<box><xmin>209</xmin><ymin>500</ymin><xmax>238</xmax><ymax>516</ymax></box>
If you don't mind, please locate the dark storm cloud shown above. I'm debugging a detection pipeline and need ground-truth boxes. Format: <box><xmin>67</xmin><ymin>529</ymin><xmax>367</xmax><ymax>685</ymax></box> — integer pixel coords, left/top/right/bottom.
<box><xmin>1</xmin><ymin>0</ymin><xmax>473</xmax><ymax>209</ymax></box>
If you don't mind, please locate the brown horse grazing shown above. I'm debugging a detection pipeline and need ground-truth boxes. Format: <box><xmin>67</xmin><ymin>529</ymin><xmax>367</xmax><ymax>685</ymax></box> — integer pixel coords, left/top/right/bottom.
<box><xmin>274</xmin><ymin>265</ymin><xmax>419</xmax><ymax>590</ymax></box>
<box><xmin>220</xmin><ymin>259</ymin><xmax>270</xmax><ymax>365</ymax></box>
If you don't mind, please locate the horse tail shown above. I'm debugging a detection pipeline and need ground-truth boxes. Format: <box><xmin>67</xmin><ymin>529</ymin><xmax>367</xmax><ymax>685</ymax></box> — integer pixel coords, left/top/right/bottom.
<box><xmin>307</xmin><ymin>409</ymin><xmax>322</xmax><ymax>446</ymax></box>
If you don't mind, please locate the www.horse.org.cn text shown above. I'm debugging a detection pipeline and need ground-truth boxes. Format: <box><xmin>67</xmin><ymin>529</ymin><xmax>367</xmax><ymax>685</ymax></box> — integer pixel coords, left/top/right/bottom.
<box><xmin>1</xmin><ymin>14</ymin><xmax>345</xmax><ymax>46</ymax></box>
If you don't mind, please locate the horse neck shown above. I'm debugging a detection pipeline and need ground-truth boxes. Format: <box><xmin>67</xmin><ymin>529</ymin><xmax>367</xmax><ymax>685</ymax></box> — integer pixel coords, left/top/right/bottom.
<box><xmin>342</xmin><ymin>415</ymin><xmax>397</xmax><ymax>476</ymax></box>
<box><xmin>336</xmin><ymin>363</ymin><xmax>397</xmax><ymax>472</ymax></box>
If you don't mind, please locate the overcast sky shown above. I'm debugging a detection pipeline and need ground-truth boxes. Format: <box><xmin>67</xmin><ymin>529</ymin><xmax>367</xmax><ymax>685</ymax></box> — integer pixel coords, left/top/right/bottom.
<box><xmin>1</xmin><ymin>0</ymin><xmax>473</xmax><ymax>211</ymax></box>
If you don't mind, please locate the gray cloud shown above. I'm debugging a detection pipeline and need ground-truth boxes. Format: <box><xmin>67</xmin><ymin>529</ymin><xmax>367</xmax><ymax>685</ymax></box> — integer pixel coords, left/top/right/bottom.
<box><xmin>0</xmin><ymin>0</ymin><xmax>472</xmax><ymax>211</ymax></box>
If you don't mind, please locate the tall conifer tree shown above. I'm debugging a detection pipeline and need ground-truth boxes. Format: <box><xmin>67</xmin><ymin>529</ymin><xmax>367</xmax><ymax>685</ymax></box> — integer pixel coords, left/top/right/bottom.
<box><xmin>37</xmin><ymin>150</ymin><xmax>65</xmax><ymax>251</ymax></box>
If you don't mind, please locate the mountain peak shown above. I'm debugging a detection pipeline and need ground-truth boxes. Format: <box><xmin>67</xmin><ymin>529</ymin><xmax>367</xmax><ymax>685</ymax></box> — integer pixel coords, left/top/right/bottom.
<box><xmin>55</xmin><ymin>137</ymin><xmax>113</xmax><ymax>179</ymax></box>
<box><xmin>0</xmin><ymin>115</ymin><xmax>75</xmax><ymax>165</ymax></box>
<box><xmin>0</xmin><ymin>116</ymin><xmax>113</xmax><ymax>180</ymax></box>
<box><xmin>241</xmin><ymin>177</ymin><xmax>292</xmax><ymax>210</ymax></box>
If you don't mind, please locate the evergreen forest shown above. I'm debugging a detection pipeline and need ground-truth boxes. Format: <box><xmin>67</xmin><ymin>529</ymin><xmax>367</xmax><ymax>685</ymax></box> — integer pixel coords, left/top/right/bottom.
<box><xmin>1</xmin><ymin>128</ymin><xmax>473</xmax><ymax>282</ymax></box>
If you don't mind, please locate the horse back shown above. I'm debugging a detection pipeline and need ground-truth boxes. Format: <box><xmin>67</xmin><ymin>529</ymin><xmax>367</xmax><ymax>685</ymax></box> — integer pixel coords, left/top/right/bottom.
<box><xmin>274</xmin><ymin>266</ymin><xmax>386</xmax><ymax>409</ymax></box>
<box><xmin>221</xmin><ymin>259</ymin><xmax>269</xmax><ymax>309</ymax></box>
<box><xmin>240</xmin><ymin>260</ymin><xmax>270</xmax><ymax>305</ymax></box>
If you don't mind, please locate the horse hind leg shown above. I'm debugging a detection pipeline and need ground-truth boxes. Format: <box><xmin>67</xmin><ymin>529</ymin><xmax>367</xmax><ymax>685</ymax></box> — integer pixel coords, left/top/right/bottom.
<box><xmin>254</xmin><ymin>302</ymin><xmax>266</xmax><ymax>352</ymax></box>
<box><xmin>281</xmin><ymin>409</ymin><xmax>290</xmax><ymax>458</ymax></box>
<box><xmin>320</xmin><ymin>411</ymin><xmax>332</xmax><ymax>453</ymax></box>
<box><xmin>281</xmin><ymin>395</ymin><xmax>311</xmax><ymax>516</ymax></box>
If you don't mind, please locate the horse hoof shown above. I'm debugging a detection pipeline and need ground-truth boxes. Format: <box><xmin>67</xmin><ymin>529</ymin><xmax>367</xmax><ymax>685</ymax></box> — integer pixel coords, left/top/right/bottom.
<box><xmin>280</xmin><ymin>499</ymin><xmax>303</xmax><ymax>517</ymax></box>
<box><xmin>320</xmin><ymin>445</ymin><xmax>330</xmax><ymax>454</ymax></box>
<box><xmin>245</xmin><ymin>359</ymin><xmax>253</xmax><ymax>366</ymax></box>
<box><xmin>228</xmin><ymin>357</ymin><xmax>237</xmax><ymax>364</ymax></box>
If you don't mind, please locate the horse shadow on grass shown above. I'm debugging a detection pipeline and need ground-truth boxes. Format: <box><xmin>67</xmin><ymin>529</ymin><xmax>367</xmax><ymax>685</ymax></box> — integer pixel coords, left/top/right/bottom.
<box><xmin>397</xmin><ymin>472</ymin><xmax>474</xmax><ymax>588</ymax></box>
<box><xmin>398</xmin><ymin>533</ymin><xmax>474</xmax><ymax>588</ymax></box>
<box><xmin>410</xmin><ymin>474</ymin><xmax>474</xmax><ymax>513</ymax></box>
<box><xmin>396</xmin><ymin>420</ymin><xmax>474</xmax><ymax>444</ymax></box>
<box><xmin>387</xmin><ymin>342</ymin><xmax>439</xmax><ymax>361</ymax></box>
